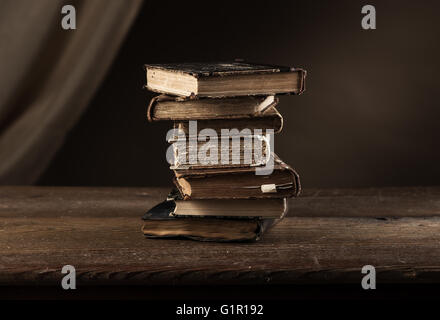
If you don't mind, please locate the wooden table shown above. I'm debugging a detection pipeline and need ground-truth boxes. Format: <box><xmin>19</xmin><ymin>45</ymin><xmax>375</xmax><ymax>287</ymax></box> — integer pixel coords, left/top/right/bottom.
<box><xmin>1</xmin><ymin>186</ymin><xmax>440</xmax><ymax>298</ymax></box>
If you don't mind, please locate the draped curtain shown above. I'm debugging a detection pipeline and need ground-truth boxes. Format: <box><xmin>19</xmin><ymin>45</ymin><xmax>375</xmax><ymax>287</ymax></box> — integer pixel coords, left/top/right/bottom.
<box><xmin>0</xmin><ymin>0</ymin><xmax>143</xmax><ymax>184</ymax></box>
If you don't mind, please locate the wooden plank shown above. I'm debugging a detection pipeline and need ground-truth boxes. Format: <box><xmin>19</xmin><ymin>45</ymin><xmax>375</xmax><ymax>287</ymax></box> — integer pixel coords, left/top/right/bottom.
<box><xmin>0</xmin><ymin>186</ymin><xmax>440</xmax><ymax>285</ymax></box>
<box><xmin>2</xmin><ymin>186</ymin><xmax>439</xmax><ymax>218</ymax></box>
<box><xmin>0</xmin><ymin>186</ymin><xmax>168</xmax><ymax>218</ymax></box>
<box><xmin>289</xmin><ymin>186</ymin><xmax>440</xmax><ymax>217</ymax></box>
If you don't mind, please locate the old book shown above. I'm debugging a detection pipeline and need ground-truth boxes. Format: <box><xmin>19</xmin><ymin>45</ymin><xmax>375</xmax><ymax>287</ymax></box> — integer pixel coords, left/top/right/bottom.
<box><xmin>173</xmin><ymin>106</ymin><xmax>283</xmax><ymax>136</ymax></box>
<box><xmin>174</xmin><ymin>155</ymin><xmax>300</xmax><ymax>200</ymax></box>
<box><xmin>142</xmin><ymin>201</ymin><xmax>276</xmax><ymax>242</ymax></box>
<box><xmin>141</xmin><ymin>191</ymin><xmax>286</xmax><ymax>242</ymax></box>
<box><xmin>147</xmin><ymin>94</ymin><xmax>278</xmax><ymax>122</ymax></box>
<box><xmin>169</xmin><ymin>135</ymin><xmax>270</xmax><ymax>170</ymax></box>
<box><xmin>144</xmin><ymin>62</ymin><xmax>306</xmax><ymax>97</ymax></box>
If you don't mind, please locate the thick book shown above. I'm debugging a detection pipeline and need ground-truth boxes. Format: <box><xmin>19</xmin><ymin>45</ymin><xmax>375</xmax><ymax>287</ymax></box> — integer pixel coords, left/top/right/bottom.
<box><xmin>169</xmin><ymin>135</ymin><xmax>270</xmax><ymax>170</ymax></box>
<box><xmin>144</xmin><ymin>62</ymin><xmax>306</xmax><ymax>97</ymax></box>
<box><xmin>147</xmin><ymin>94</ymin><xmax>278</xmax><ymax>122</ymax></box>
<box><xmin>174</xmin><ymin>154</ymin><xmax>300</xmax><ymax>200</ymax></box>
<box><xmin>141</xmin><ymin>192</ymin><xmax>286</xmax><ymax>242</ymax></box>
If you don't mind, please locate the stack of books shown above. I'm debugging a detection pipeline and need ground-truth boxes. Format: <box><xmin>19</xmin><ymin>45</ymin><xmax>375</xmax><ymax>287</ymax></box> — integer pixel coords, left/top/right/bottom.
<box><xmin>142</xmin><ymin>62</ymin><xmax>306</xmax><ymax>242</ymax></box>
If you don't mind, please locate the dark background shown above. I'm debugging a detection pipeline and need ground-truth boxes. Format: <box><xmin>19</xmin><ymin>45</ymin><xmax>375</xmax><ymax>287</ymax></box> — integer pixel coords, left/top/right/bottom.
<box><xmin>39</xmin><ymin>0</ymin><xmax>440</xmax><ymax>188</ymax></box>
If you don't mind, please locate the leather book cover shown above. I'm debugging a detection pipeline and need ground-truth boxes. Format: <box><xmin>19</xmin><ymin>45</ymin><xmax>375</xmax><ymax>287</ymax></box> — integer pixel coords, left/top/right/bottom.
<box><xmin>173</xmin><ymin>154</ymin><xmax>301</xmax><ymax>200</ymax></box>
<box><xmin>144</xmin><ymin>61</ymin><xmax>306</xmax><ymax>97</ymax></box>
<box><xmin>146</xmin><ymin>94</ymin><xmax>279</xmax><ymax>122</ymax></box>
<box><xmin>173</xmin><ymin>106</ymin><xmax>283</xmax><ymax>135</ymax></box>
<box><xmin>145</xmin><ymin>61</ymin><xmax>298</xmax><ymax>77</ymax></box>
<box><xmin>141</xmin><ymin>190</ymin><xmax>286</xmax><ymax>242</ymax></box>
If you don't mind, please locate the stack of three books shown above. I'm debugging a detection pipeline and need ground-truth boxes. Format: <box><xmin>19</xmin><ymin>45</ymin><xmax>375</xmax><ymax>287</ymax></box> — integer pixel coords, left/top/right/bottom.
<box><xmin>142</xmin><ymin>62</ymin><xmax>306</xmax><ymax>242</ymax></box>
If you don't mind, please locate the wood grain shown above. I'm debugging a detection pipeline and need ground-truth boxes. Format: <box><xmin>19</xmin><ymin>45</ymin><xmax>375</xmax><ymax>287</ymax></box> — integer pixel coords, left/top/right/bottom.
<box><xmin>1</xmin><ymin>186</ymin><xmax>440</xmax><ymax>286</ymax></box>
<box><xmin>290</xmin><ymin>186</ymin><xmax>440</xmax><ymax>217</ymax></box>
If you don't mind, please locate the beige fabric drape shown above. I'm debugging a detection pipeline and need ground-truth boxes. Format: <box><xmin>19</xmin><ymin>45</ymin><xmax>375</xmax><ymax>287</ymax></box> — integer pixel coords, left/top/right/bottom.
<box><xmin>0</xmin><ymin>0</ymin><xmax>143</xmax><ymax>184</ymax></box>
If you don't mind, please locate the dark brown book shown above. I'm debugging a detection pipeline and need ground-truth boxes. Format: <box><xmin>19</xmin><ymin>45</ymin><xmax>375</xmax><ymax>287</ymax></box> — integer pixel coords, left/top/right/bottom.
<box><xmin>144</xmin><ymin>62</ymin><xmax>306</xmax><ymax>97</ymax></box>
<box><xmin>147</xmin><ymin>94</ymin><xmax>278</xmax><ymax>122</ymax></box>
<box><xmin>173</xmin><ymin>106</ymin><xmax>283</xmax><ymax>136</ymax></box>
<box><xmin>174</xmin><ymin>155</ymin><xmax>300</xmax><ymax>200</ymax></box>
<box><xmin>141</xmin><ymin>191</ymin><xmax>286</xmax><ymax>242</ymax></box>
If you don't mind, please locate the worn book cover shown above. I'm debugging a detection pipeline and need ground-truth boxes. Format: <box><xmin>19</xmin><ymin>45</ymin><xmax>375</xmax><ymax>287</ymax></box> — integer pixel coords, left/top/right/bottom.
<box><xmin>173</xmin><ymin>106</ymin><xmax>283</xmax><ymax>136</ymax></box>
<box><xmin>141</xmin><ymin>190</ymin><xmax>287</xmax><ymax>242</ymax></box>
<box><xmin>147</xmin><ymin>94</ymin><xmax>278</xmax><ymax>122</ymax></box>
<box><xmin>173</xmin><ymin>154</ymin><xmax>300</xmax><ymax>200</ymax></box>
<box><xmin>144</xmin><ymin>61</ymin><xmax>306</xmax><ymax>97</ymax></box>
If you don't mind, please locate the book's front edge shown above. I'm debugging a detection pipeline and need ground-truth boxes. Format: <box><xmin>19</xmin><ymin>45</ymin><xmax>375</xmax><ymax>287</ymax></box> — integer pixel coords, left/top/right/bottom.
<box><xmin>146</xmin><ymin>95</ymin><xmax>160</xmax><ymax>122</ymax></box>
<box><xmin>270</xmin><ymin>106</ymin><xmax>284</xmax><ymax>134</ymax></box>
<box><xmin>272</xmin><ymin>155</ymin><xmax>301</xmax><ymax>197</ymax></box>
